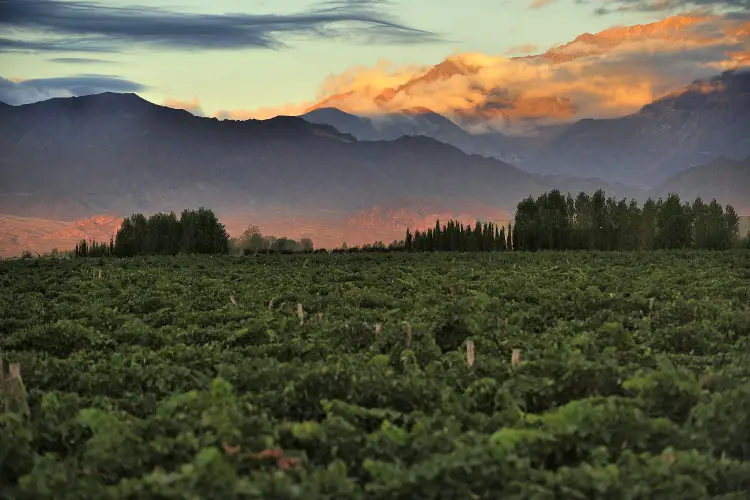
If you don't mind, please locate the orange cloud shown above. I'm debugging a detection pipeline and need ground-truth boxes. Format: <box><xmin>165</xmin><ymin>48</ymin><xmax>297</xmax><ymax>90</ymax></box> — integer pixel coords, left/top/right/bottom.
<box><xmin>317</xmin><ymin>59</ymin><xmax>427</xmax><ymax>101</ymax></box>
<box><xmin>162</xmin><ymin>96</ymin><xmax>203</xmax><ymax>116</ymax></box>
<box><xmin>212</xmin><ymin>60</ymin><xmax>427</xmax><ymax>120</ymax></box>
<box><xmin>213</xmin><ymin>100</ymin><xmax>312</xmax><ymax>121</ymax></box>
<box><xmin>213</xmin><ymin>14</ymin><xmax>750</xmax><ymax>133</ymax></box>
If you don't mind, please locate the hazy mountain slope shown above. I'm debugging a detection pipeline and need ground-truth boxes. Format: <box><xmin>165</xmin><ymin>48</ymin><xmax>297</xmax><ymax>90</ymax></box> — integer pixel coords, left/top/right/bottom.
<box><xmin>2</xmin><ymin>92</ymin><xmax>747</xmax><ymax>255</ymax></box>
<box><xmin>301</xmin><ymin>106</ymin><xmax>547</xmax><ymax>165</ymax></box>
<box><xmin>295</xmin><ymin>16</ymin><xmax>748</xmax><ymax>185</ymax></box>
<box><xmin>526</xmin><ymin>71</ymin><xmax>750</xmax><ymax>187</ymax></box>
<box><xmin>301</xmin><ymin>71</ymin><xmax>750</xmax><ymax>187</ymax></box>
<box><xmin>301</xmin><ymin>107</ymin><xmax>380</xmax><ymax>140</ymax></box>
<box><xmin>650</xmin><ymin>156</ymin><xmax>750</xmax><ymax>212</ymax></box>
<box><xmin>0</xmin><ymin>92</ymin><xmax>630</xmax><ymax>222</ymax></box>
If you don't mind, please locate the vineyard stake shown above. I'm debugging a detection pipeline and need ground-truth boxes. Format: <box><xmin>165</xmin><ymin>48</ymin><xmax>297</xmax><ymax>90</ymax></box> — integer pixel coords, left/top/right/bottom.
<box><xmin>403</xmin><ymin>321</ymin><xmax>412</xmax><ymax>347</ymax></box>
<box><xmin>297</xmin><ymin>303</ymin><xmax>304</xmax><ymax>325</ymax></box>
<box><xmin>511</xmin><ymin>349</ymin><xmax>521</xmax><ymax>368</ymax></box>
<box><xmin>0</xmin><ymin>360</ymin><xmax>30</xmax><ymax>416</ymax></box>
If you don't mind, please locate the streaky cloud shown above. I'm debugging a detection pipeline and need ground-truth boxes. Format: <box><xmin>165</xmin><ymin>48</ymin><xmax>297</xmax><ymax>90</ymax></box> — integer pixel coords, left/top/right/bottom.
<box><xmin>49</xmin><ymin>57</ymin><xmax>116</xmax><ymax>64</ymax></box>
<box><xmin>0</xmin><ymin>0</ymin><xmax>443</xmax><ymax>53</ymax></box>
<box><xmin>594</xmin><ymin>0</ymin><xmax>750</xmax><ymax>15</ymax></box>
<box><xmin>0</xmin><ymin>36</ymin><xmax>117</xmax><ymax>53</ymax></box>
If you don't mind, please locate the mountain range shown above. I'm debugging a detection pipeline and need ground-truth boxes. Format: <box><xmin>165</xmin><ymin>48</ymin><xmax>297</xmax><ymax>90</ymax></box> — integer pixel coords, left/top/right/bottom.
<box><xmin>0</xmin><ymin>91</ymin><xmax>638</xmax><ymax>255</ymax></box>
<box><xmin>301</xmin><ymin>70</ymin><xmax>750</xmax><ymax>188</ymax></box>
<box><xmin>0</xmin><ymin>83</ymin><xmax>748</xmax><ymax>256</ymax></box>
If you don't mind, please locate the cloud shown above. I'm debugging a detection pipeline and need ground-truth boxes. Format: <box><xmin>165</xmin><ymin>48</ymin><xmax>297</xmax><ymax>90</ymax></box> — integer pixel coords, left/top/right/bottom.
<box><xmin>0</xmin><ymin>37</ymin><xmax>115</xmax><ymax>53</ymax></box>
<box><xmin>213</xmin><ymin>59</ymin><xmax>429</xmax><ymax>119</ymax></box>
<box><xmin>162</xmin><ymin>96</ymin><xmax>204</xmax><ymax>116</ymax></box>
<box><xmin>0</xmin><ymin>75</ymin><xmax>147</xmax><ymax>105</ymax></box>
<box><xmin>593</xmin><ymin>0</ymin><xmax>750</xmax><ymax>15</ymax></box>
<box><xmin>214</xmin><ymin>101</ymin><xmax>313</xmax><ymax>121</ymax></box>
<box><xmin>48</xmin><ymin>57</ymin><xmax>115</xmax><ymax>64</ymax></box>
<box><xmin>223</xmin><ymin>13</ymin><xmax>749</xmax><ymax>135</ymax></box>
<box><xmin>0</xmin><ymin>0</ymin><xmax>441</xmax><ymax>53</ymax></box>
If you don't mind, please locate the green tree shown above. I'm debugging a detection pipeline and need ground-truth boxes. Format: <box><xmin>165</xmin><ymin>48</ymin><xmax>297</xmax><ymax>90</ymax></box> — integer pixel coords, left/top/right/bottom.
<box><xmin>656</xmin><ymin>194</ymin><xmax>692</xmax><ymax>249</ymax></box>
<box><xmin>640</xmin><ymin>198</ymin><xmax>658</xmax><ymax>250</ymax></box>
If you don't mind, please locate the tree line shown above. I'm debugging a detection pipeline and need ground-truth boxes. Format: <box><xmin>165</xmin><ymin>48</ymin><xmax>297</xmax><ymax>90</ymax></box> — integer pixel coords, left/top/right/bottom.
<box><xmin>405</xmin><ymin>220</ymin><xmax>506</xmax><ymax>252</ymax></box>
<box><xmin>69</xmin><ymin>190</ymin><xmax>744</xmax><ymax>258</ymax></box>
<box><xmin>229</xmin><ymin>225</ymin><xmax>314</xmax><ymax>255</ymax></box>
<box><xmin>73</xmin><ymin>210</ymin><xmax>318</xmax><ymax>258</ymax></box>
<box><xmin>404</xmin><ymin>190</ymin><xmax>743</xmax><ymax>252</ymax></box>
<box><xmin>75</xmin><ymin>208</ymin><xmax>230</xmax><ymax>258</ymax></box>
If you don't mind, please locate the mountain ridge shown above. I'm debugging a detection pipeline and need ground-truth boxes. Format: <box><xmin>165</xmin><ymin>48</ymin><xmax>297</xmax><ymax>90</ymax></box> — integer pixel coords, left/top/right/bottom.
<box><xmin>2</xmin><ymin>91</ymin><xmax>747</xmax><ymax>257</ymax></box>
<box><xmin>0</xmin><ymin>91</ymin><xmax>633</xmax><ymax>220</ymax></box>
<box><xmin>649</xmin><ymin>155</ymin><xmax>750</xmax><ymax>213</ymax></box>
<box><xmin>528</xmin><ymin>70</ymin><xmax>750</xmax><ymax>186</ymax></box>
<box><xmin>300</xmin><ymin>70</ymin><xmax>750</xmax><ymax>187</ymax></box>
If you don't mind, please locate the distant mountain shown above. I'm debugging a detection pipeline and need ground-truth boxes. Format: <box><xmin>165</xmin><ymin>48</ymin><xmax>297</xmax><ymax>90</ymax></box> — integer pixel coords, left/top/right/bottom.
<box><xmin>302</xmin><ymin>107</ymin><xmax>380</xmax><ymax>140</ymax></box>
<box><xmin>301</xmin><ymin>106</ymin><xmax>552</xmax><ymax>165</ymax></box>
<box><xmin>526</xmin><ymin>71</ymin><xmax>750</xmax><ymax>187</ymax></box>
<box><xmin>650</xmin><ymin>156</ymin><xmax>750</xmax><ymax>213</ymax></box>
<box><xmin>301</xmin><ymin>70</ymin><xmax>750</xmax><ymax>187</ymax></box>
<box><xmin>0</xmin><ymin>92</ymin><xmax>636</xmax><ymax>254</ymax></box>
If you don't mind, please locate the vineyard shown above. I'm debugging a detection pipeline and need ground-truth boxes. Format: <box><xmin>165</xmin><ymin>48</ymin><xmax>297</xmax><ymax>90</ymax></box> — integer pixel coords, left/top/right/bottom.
<box><xmin>1</xmin><ymin>251</ymin><xmax>750</xmax><ymax>498</ymax></box>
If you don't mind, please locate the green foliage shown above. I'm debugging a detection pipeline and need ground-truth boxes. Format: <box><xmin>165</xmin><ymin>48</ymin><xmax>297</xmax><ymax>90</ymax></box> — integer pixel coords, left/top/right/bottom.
<box><xmin>406</xmin><ymin>191</ymin><xmax>741</xmax><ymax>253</ymax></box>
<box><xmin>230</xmin><ymin>224</ymin><xmax>315</xmax><ymax>255</ymax></box>
<box><xmin>0</xmin><ymin>251</ymin><xmax>749</xmax><ymax>497</ymax></box>
<box><xmin>111</xmin><ymin>207</ymin><xmax>229</xmax><ymax>257</ymax></box>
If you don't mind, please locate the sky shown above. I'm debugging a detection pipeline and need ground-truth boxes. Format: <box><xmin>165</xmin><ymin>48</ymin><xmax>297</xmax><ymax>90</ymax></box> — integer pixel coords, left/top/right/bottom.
<box><xmin>1</xmin><ymin>0</ymin><xmax>748</xmax><ymax>125</ymax></box>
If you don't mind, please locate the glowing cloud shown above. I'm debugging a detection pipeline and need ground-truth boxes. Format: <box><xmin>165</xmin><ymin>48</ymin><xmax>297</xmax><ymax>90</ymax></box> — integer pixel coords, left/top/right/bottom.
<box><xmin>212</xmin><ymin>14</ymin><xmax>749</xmax><ymax>134</ymax></box>
<box><xmin>162</xmin><ymin>96</ymin><xmax>204</xmax><ymax>116</ymax></box>
<box><xmin>347</xmin><ymin>14</ymin><xmax>749</xmax><ymax>134</ymax></box>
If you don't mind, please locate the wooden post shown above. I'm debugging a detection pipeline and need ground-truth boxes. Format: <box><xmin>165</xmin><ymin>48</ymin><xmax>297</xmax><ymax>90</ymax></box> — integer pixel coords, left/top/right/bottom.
<box><xmin>0</xmin><ymin>360</ymin><xmax>30</xmax><ymax>416</ymax></box>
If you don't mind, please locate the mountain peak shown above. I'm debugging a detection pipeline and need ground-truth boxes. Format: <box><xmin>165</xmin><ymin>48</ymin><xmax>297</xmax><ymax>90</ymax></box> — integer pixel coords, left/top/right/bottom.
<box><xmin>303</xmin><ymin>90</ymin><xmax>356</xmax><ymax>114</ymax></box>
<box><xmin>400</xmin><ymin>106</ymin><xmax>436</xmax><ymax>116</ymax></box>
<box><xmin>375</xmin><ymin>57</ymin><xmax>478</xmax><ymax>106</ymax></box>
<box><xmin>70</xmin><ymin>91</ymin><xmax>148</xmax><ymax>105</ymax></box>
<box><xmin>541</xmin><ymin>14</ymin><xmax>713</xmax><ymax>63</ymax></box>
<box><xmin>419</xmin><ymin>59</ymin><xmax>469</xmax><ymax>82</ymax></box>
<box><xmin>642</xmin><ymin>69</ymin><xmax>750</xmax><ymax>114</ymax></box>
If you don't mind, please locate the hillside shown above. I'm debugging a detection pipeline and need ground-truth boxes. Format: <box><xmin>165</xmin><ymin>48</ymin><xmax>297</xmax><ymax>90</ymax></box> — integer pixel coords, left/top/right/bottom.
<box><xmin>294</xmin><ymin>13</ymin><xmax>750</xmax><ymax>187</ymax></box>
<box><xmin>525</xmin><ymin>71</ymin><xmax>750</xmax><ymax>187</ymax></box>
<box><xmin>0</xmin><ymin>92</ymin><xmax>633</xmax><ymax>255</ymax></box>
<box><xmin>650</xmin><ymin>156</ymin><xmax>750</xmax><ymax>213</ymax></box>
<box><xmin>301</xmin><ymin>107</ymin><xmax>542</xmax><ymax>164</ymax></box>
<box><xmin>301</xmin><ymin>70</ymin><xmax>750</xmax><ymax>188</ymax></box>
